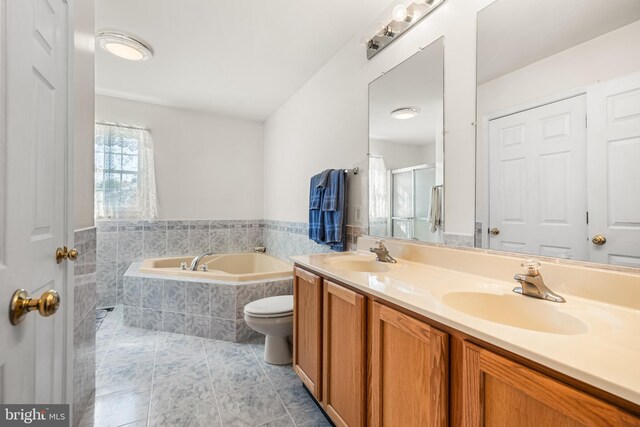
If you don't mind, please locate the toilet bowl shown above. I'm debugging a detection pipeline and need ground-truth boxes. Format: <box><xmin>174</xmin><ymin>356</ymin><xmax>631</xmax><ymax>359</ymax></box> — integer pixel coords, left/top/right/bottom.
<box><xmin>244</xmin><ymin>295</ymin><xmax>293</xmax><ymax>365</ymax></box>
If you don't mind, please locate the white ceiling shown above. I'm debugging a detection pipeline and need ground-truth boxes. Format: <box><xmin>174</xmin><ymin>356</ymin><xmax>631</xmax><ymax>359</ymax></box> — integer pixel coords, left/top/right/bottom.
<box><xmin>477</xmin><ymin>0</ymin><xmax>640</xmax><ymax>84</ymax></box>
<box><xmin>369</xmin><ymin>38</ymin><xmax>443</xmax><ymax>146</ymax></box>
<box><xmin>95</xmin><ymin>0</ymin><xmax>393</xmax><ymax>121</ymax></box>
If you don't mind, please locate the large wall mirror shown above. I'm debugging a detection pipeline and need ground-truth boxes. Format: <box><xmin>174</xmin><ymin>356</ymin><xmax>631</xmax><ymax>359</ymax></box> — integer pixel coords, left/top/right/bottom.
<box><xmin>475</xmin><ymin>0</ymin><xmax>640</xmax><ymax>266</ymax></box>
<box><xmin>368</xmin><ymin>37</ymin><xmax>444</xmax><ymax>243</ymax></box>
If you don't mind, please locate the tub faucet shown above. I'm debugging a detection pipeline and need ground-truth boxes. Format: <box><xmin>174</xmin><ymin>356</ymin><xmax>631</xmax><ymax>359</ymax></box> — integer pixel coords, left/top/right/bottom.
<box><xmin>190</xmin><ymin>251</ymin><xmax>214</xmax><ymax>271</ymax></box>
<box><xmin>513</xmin><ymin>260</ymin><xmax>565</xmax><ymax>303</ymax></box>
<box><xmin>370</xmin><ymin>240</ymin><xmax>397</xmax><ymax>263</ymax></box>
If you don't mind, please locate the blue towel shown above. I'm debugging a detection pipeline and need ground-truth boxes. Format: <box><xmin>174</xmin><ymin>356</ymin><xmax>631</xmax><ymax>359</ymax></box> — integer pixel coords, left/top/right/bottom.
<box><xmin>323</xmin><ymin>169</ymin><xmax>346</xmax><ymax>251</ymax></box>
<box><xmin>309</xmin><ymin>169</ymin><xmax>333</xmax><ymax>243</ymax></box>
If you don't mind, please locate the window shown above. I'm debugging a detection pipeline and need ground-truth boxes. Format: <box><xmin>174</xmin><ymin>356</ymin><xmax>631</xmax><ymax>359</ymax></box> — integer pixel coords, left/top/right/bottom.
<box><xmin>94</xmin><ymin>122</ymin><xmax>159</xmax><ymax>219</ymax></box>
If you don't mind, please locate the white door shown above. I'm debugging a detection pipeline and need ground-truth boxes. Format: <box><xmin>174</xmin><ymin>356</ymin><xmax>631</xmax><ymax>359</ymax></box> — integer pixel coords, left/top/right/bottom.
<box><xmin>0</xmin><ymin>0</ymin><xmax>69</xmax><ymax>405</ymax></box>
<box><xmin>587</xmin><ymin>72</ymin><xmax>640</xmax><ymax>267</ymax></box>
<box><xmin>488</xmin><ymin>95</ymin><xmax>588</xmax><ymax>259</ymax></box>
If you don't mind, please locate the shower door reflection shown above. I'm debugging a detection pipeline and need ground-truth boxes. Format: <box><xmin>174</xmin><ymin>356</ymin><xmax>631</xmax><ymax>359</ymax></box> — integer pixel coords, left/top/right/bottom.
<box><xmin>391</xmin><ymin>164</ymin><xmax>439</xmax><ymax>242</ymax></box>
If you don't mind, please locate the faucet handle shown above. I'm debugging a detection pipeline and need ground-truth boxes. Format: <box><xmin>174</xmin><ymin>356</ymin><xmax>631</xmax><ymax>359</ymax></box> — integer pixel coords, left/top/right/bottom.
<box><xmin>374</xmin><ymin>240</ymin><xmax>385</xmax><ymax>248</ymax></box>
<box><xmin>521</xmin><ymin>259</ymin><xmax>541</xmax><ymax>276</ymax></box>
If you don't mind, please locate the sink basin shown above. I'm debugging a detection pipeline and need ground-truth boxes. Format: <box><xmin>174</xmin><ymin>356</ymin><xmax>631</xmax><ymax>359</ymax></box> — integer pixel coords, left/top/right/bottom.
<box><xmin>442</xmin><ymin>291</ymin><xmax>588</xmax><ymax>335</ymax></box>
<box><xmin>324</xmin><ymin>255</ymin><xmax>393</xmax><ymax>273</ymax></box>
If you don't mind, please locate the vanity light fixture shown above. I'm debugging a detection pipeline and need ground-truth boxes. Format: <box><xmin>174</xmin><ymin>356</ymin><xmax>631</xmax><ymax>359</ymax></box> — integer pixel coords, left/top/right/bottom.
<box><xmin>367</xmin><ymin>0</ymin><xmax>445</xmax><ymax>59</ymax></box>
<box><xmin>97</xmin><ymin>31</ymin><xmax>153</xmax><ymax>61</ymax></box>
<box><xmin>392</xmin><ymin>4</ymin><xmax>412</xmax><ymax>23</ymax></box>
<box><xmin>391</xmin><ymin>107</ymin><xmax>421</xmax><ymax>120</ymax></box>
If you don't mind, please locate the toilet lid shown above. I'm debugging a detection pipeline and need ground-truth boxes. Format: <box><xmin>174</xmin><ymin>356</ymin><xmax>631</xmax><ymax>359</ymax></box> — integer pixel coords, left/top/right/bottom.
<box><xmin>244</xmin><ymin>295</ymin><xmax>293</xmax><ymax>318</ymax></box>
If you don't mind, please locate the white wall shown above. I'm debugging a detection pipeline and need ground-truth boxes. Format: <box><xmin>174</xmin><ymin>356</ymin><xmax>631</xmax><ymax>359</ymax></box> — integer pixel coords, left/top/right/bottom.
<box><xmin>477</xmin><ymin>20</ymin><xmax>640</xmax><ymax>120</ymax></box>
<box><xmin>370</xmin><ymin>139</ymin><xmax>435</xmax><ymax>171</ymax></box>
<box><xmin>73</xmin><ymin>0</ymin><xmax>95</xmax><ymax>230</ymax></box>
<box><xmin>95</xmin><ymin>95</ymin><xmax>264</xmax><ymax>220</ymax></box>
<box><xmin>264</xmin><ymin>0</ymin><xmax>491</xmax><ymax>237</ymax></box>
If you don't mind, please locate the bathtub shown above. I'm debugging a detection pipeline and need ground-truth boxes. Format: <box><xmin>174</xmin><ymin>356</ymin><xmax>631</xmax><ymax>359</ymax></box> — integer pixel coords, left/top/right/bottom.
<box><xmin>140</xmin><ymin>253</ymin><xmax>292</xmax><ymax>282</ymax></box>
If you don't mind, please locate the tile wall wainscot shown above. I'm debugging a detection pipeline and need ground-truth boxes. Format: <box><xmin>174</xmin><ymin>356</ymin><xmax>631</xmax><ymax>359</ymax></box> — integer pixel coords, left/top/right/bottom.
<box><xmin>443</xmin><ymin>232</ymin><xmax>475</xmax><ymax>248</ymax></box>
<box><xmin>122</xmin><ymin>262</ymin><xmax>294</xmax><ymax>342</ymax></box>
<box><xmin>97</xmin><ymin>219</ymin><xmax>365</xmax><ymax>308</ymax></box>
<box><xmin>96</xmin><ymin>220</ymin><xmax>266</xmax><ymax>308</ymax></box>
<box><xmin>73</xmin><ymin>227</ymin><xmax>97</xmax><ymax>427</ymax></box>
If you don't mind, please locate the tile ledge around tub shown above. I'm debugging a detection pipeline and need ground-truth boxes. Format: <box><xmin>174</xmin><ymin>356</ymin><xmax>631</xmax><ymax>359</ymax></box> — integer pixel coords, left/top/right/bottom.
<box><xmin>124</xmin><ymin>262</ymin><xmax>293</xmax><ymax>286</ymax></box>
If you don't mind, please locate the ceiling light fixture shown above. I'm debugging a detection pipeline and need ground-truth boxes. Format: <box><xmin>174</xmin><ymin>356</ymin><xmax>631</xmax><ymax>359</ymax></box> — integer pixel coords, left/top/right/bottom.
<box><xmin>97</xmin><ymin>32</ymin><xmax>153</xmax><ymax>61</ymax></box>
<box><xmin>391</xmin><ymin>107</ymin><xmax>421</xmax><ymax>120</ymax></box>
<box><xmin>367</xmin><ymin>0</ymin><xmax>445</xmax><ymax>59</ymax></box>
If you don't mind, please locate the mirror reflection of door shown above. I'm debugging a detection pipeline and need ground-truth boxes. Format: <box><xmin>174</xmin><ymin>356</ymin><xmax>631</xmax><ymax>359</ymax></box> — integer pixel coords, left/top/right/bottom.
<box><xmin>368</xmin><ymin>37</ymin><xmax>444</xmax><ymax>244</ymax></box>
<box><xmin>477</xmin><ymin>0</ymin><xmax>640</xmax><ymax>267</ymax></box>
<box><xmin>488</xmin><ymin>95</ymin><xmax>588</xmax><ymax>260</ymax></box>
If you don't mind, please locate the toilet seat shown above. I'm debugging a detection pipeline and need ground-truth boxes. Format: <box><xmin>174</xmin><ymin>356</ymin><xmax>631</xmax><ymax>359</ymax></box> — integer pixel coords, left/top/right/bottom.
<box><xmin>244</xmin><ymin>295</ymin><xmax>293</xmax><ymax>319</ymax></box>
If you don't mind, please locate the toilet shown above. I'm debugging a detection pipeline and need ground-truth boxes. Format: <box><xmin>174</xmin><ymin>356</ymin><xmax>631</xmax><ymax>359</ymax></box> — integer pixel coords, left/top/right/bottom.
<box><xmin>244</xmin><ymin>295</ymin><xmax>294</xmax><ymax>365</ymax></box>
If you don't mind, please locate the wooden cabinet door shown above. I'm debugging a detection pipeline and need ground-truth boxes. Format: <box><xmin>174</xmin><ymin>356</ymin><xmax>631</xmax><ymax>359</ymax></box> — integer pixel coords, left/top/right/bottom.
<box><xmin>293</xmin><ymin>267</ymin><xmax>323</xmax><ymax>399</ymax></box>
<box><xmin>463</xmin><ymin>342</ymin><xmax>640</xmax><ymax>426</ymax></box>
<box><xmin>369</xmin><ymin>301</ymin><xmax>448</xmax><ymax>427</ymax></box>
<box><xmin>323</xmin><ymin>281</ymin><xmax>366</xmax><ymax>427</ymax></box>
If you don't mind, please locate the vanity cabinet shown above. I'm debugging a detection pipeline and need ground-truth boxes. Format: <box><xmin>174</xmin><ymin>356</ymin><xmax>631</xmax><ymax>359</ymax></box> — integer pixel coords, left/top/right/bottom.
<box><xmin>323</xmin><ymin>280</ymin><xmax>366</xmax><ymax>427</ymax></box>
<box><xmin>293</xmin><ymin>265</ymin><xmax>640</xmax><ymax>426</ymax></box>
<box><xmin>369</xmin><ymin>301</ymin><xmax>449</xmax><ymax>427</ymax></box>
<box><xmin>462</xmin><ymin>342</ymin><xmax>640</xmax><ymax>427</ymax></box>
<box><xmin>293</xmin><ymin>267</ymin><xmax>323</xmax><ymax>399</ymax></box>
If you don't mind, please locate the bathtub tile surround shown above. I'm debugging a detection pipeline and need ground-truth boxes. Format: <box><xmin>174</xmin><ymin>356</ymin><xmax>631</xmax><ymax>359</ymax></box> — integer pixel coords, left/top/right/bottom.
<box><xmin>97</xmin><ymin>219</ymin><xmax>266</xmax><ymax>307</ymax></box>
<box><xmin>123</xmin><ymin>263</ymin><xmax>293</xmax><ymax>342</ymax></box>
<box><xmin>97</xmin><ymin>218</ymin><xmax>363</xmax><ymax>308</ymax></box>
<box><xmin>72</xmin><ymin>227</ymin><xmax>97</xmax><ymax>427</ymax></box>
<box><xmin>84</xmin><ymin>309</ymin><xmax>329</xmax><ymax>427</ymax></box>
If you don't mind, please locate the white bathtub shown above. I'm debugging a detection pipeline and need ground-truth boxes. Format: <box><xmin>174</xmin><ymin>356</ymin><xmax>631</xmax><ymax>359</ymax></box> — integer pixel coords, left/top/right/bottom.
<box><xmin>139</xmin><ymin>253</ymin><xmax>292</xmax><ymax>282</ymax></box>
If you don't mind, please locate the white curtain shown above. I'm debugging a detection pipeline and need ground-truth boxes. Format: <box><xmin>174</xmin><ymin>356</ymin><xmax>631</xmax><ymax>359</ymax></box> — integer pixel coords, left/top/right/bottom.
<box><xmin>369</xmin><ymin>156</ymin><xmax>390</xmax><ymax>236</ymax></box>
<box><xmin>95</xmin><ymin>122</ymin><xmax>159</xmax><ymax>220</ymax></box>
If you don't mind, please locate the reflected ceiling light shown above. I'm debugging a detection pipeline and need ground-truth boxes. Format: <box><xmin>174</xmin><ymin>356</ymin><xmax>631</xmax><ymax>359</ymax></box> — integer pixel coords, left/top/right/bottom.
<box><xmin>391</xmin><ymin>107</ymin><xmax>421</xmax><ymax>120</ymax></box>
<box><xmin>97</xmin><ymin>32</ymin><xmax>153</xmax><ymax>61</ymax></box>
<box><xmin>392</xmin><ymin>4</ymin><xmax>412</xmax><ymax>22</ymax></box>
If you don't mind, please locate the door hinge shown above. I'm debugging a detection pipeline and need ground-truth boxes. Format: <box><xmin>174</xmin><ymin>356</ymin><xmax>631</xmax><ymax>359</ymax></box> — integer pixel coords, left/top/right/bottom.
<box><xmin>586</xmin><ymin>211</ymin><xmax>589</xmax><ymax>224</ymax></box>
<box><xmin>585</xmin><ymin>114</ymin><xmax>588</xmax><ymax>128</ymax></box>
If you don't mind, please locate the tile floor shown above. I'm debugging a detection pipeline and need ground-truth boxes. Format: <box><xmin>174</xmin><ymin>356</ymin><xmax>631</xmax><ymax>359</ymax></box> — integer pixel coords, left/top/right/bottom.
<box><xmin>81</xmin><ymin>306</ymin><xmax>332</xmax><ymax>427</ymax></box>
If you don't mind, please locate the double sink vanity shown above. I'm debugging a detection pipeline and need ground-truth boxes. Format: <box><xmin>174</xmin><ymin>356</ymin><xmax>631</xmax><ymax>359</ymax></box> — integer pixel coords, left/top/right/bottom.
<box><xmin>290</xmin><ymin>237</ymin><xmax>640</xmax><ymax>426</ymax></box>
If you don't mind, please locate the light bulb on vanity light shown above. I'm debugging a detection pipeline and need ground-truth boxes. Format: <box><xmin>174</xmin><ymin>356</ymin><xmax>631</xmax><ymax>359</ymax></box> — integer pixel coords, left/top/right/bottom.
<box><xmin>392</xmin><ymin>4</ymin><xmax>412</xmax><ymax>22</ymax></box>
<box><xmin>414</xmin><ymin>0</ymin><xmax>436</xmax><ymax>4</ymax></box>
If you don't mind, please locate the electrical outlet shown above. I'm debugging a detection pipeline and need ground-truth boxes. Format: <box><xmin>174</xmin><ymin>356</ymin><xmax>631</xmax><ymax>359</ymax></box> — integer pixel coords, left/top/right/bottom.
<box><xmin>355</xmin><ymin>206</ymin><xmax>361</xmax><ymax>223</ymax></box>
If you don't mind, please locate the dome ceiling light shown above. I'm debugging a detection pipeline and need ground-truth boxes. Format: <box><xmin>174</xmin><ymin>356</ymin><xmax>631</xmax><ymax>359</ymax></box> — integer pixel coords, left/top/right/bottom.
<box><xmin>97</xmin><ymin>31</ymin><xmax>153</xmax><ymax>61</ymax></box>
<box><xmin>391</xmin><ymin>107</ymin><xmax>421</xmax><ymax>120</ymax></box>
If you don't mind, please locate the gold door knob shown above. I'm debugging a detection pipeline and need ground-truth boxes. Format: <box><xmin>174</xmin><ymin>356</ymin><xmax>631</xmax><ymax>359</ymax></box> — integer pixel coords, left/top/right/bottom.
<box><xmin>56</xmin><ymin>246</ymin><xmax>79</xmax><ymax>264</ymax></box>
<box><xmin>490</xmin><ymin>228</ymin><xmax>500</xmax><ymax>236</ymax></box>
<box><xmin>9</xmin><ymin>289</ymin><xmax>60</xmax><ymax>325</ymax></box>
<box><xmin>591</xmin><ymin>235</ymin><xmax>607</xmax><ymax>246</ymax></box>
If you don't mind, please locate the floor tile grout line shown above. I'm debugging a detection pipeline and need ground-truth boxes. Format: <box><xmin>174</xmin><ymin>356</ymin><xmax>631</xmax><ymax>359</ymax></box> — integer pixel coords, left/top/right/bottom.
<box><xmin>203</xmin><ymin>337</ymin><xmax>225</xmax><ymax>427</ymax></box>
<box><xmin>96</xmin><ymin>313</ymin><xmax>121</xmax><ymax>371</ymax></box>
<box><xmin>249</xmin><ymin>344</ymin><xmax>298</xmax><ymax>427</ymax></box>
<box><xmin>142</xmin><ymin>317</ymin><xmax>159</xmax><ymax>427</ymax></box>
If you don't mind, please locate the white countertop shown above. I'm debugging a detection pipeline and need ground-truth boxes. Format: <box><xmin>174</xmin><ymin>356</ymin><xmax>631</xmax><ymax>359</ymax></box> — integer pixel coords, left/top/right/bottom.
<box><xmin>291</xmin><ymin>251</ymin><xmax>640</xmax><ymax>406</ymax></box>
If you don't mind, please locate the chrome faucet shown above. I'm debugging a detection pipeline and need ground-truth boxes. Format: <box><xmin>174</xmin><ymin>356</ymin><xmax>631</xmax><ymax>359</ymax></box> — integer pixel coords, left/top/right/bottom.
<box><xmin>370</xmin><ymin>240</ymin><xmax>397</xmax><ymax>263</ymax></box>
<box><xmin>513</xmin><ymin>260</ymin><xmax>565</xmax><ymax>303</ymax></box>
<box><xmin>190</xmin><ymin>251</ymin><xmax>214</xmax><ymax>271</ymax></box>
